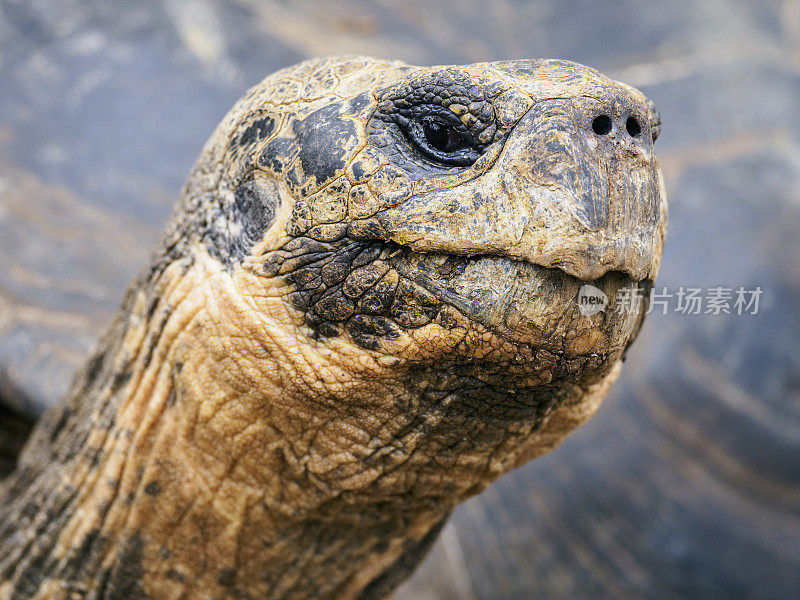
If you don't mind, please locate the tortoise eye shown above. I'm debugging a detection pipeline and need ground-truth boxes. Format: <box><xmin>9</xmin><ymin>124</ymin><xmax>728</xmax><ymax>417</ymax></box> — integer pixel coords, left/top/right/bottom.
<box><xmin>394</xmin><ymin>112</ymin><xmax>481</xmax><ymax>167</ymax></box>
<box><xmin>423</xmin><ymin>119</ymin><xmax>467</xmax><ymax>153</ymax></box>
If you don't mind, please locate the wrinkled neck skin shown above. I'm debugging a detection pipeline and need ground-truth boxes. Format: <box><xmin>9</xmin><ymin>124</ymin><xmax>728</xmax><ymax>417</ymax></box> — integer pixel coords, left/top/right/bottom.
<box><xmin>0</xmin><ymin>245</ymin><xmax>620</xmax><ymax>600</ymax></box>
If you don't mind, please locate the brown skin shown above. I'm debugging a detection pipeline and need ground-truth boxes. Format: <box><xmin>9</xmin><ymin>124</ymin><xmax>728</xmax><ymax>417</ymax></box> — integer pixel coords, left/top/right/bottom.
<box><xmin>0</xmin><ymin>56</ymin><xmax>666</xmax><ymax>600</ymax></box>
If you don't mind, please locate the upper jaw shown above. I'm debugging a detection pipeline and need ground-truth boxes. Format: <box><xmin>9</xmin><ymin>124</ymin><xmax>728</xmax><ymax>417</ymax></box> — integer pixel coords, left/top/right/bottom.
<box><xmin>376</xmin><ymin>194</ymin><xmax>659</xmax><ymax>283</ymax></box>
<box><xmin>499</xmin><ymin>233</ymin><xmax>656</xmax><ymax>282</ymax></box>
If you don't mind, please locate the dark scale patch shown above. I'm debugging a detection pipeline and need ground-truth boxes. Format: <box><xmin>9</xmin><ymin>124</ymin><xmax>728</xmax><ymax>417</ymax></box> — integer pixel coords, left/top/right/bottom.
<box><xmin>452</xmin><ymin>382</ymin><xmax>560</xmax><ymax>425</ymax></box>
<box><xmin>342</xmin><ymin>261</ymin><xmax>389</xmax><ymax>298</ymax></box>
<box><xmin>145</xmin><ymin>293</ymin><xmax>161</xmax><ymax>322</ymax></box>
<box><xmin>166</xmin><ymin>568</ymin><xmax>187</xmax><ymax>582</ymax></box>
<box><xmin>141</xmin><ymin>305</ymin><xmax>173</xmax><ymax>370</ymax></box>
<box><xmin>435</xmin><ymin>255</ymin><xmax>470</xmax><ymax>278</ymax></box>
<box><xmin>144</xmin><ymin>480</ymin><xmax>162</xmax><ymax>496</ymax></box>
<box><xmin>347</xmin><ymin>315</ymin><xmax>401</xmax><ymax>339</ymax></box>
<box><xmin>166</xmin><ymin>386</ymin><xmax>177</xmax><ymax>407</ymax></box>
<box><xmin>315</xmin><ymin>292</ymin><xmax>355</xmax><ymax>321</ymax></box>
<box><xmin>87</xmin><ymin>446</ymin><xmax>105</xmax><ymax>467</ymax></box>
<box><xmin>352</xmin><ymin>243</ymin><xmax>383</xmax><ymax>267</ymax></box>
<box><xmin>292</xmin><ymin>103</ymin><xmax>357</xmax><ymax>187</ymax></box>
<box><xmin>390</xmin><ymin>279</ymin><xmax>440</xmax><ymax>328</ymax></box>
<box><xmin>258</xmin><ymin>136</ymin><xmax>299</xmax><ymax>174</ymax></box>
<box><xmin>235</xmin><ymin>115</ymin><xmax>276</xmax><ymax>148</ymax></box>
<box><xmin>110</xmin><ymin>369</ymin><xmax>132</xmax><ymax>392</ymax></box>
<box><xmin>262</xmin><ymin>253</ymin><xmax>283</xmax><ymax>276</ymax></box>
<box><xmin>217</xmin><ymin>567</ymin><xmax>236</xmax><ymax>588</ymax></box>
<box><xmin>347</xmin><ymin>218</ymin><xmax>389</xmax><ymax>240</ymax></box>
<box><xmin>403</xmin><ymin>368</ymin><xmax>568</xmax><ymax>430</ymax></box>
<box><xmin>358</xmin><ymin>273</ymin><xmax>397</xmax><ymax>314</ymax></box>
<box><xmin>318</xmin><ymin>321</ymin><xmax>340</xmax><ymax>337</ymax></box>
<box><xmin>357</xmin><ymin>516</ymin><xmax>449</xmax><ymax>600</ymax></box>
<box><xmin>276</xmin><ymin>235</ymin><xmax>447</xmax><ymax>350</ymax></box>
<box><xmin>204</xmin><ymin>176</ymin><xmax>281</xmax><ymax>269</ymax></box>
<box><xmin>350</xmin><ymin>160</ymin><xmax>366</xmax><ymax>182</ymax></box>
<box><xmin>348</xmin><ymin>91</ymin><xmax>372</xmax><ymax>113</ymax></box>
<box><xmin>98</xmin><ymin>532</ymin><xmax>147</xmax><ymax>600</ymax></box>
<box><xmin>63</xmin><ymin>528</ymin><xmax>109</xmax><ymax>583</ymax></box>
<box><xmin>85</xmin><ymin>351</ymin><xmax>107</xmax><ymax>387</ymax></box>
<box><xmin>234</xmin><ymin>177</ymin><xmax>280</xmax><ymax>246</ymax></box>
<box><xmin>320</xmin><ymin>257</ymin><xmax>351</xmax><ymax>286</ymax></box>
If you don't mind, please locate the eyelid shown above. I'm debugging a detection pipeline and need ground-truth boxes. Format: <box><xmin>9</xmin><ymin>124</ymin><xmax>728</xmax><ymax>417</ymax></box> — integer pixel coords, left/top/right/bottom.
<box><xmin>397</xmin><ymin>110</ymin><xmax>481</xmax><ymax>146</ymax></box>
<box><xmin>402</xmin><ymin>104</ymin><xmax>478</xmax><ymax>133</ymax></box>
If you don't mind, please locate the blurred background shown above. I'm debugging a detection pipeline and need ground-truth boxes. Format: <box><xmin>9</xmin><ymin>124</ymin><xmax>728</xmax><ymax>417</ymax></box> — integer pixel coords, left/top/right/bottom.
<box><xmin>0</xmin><ymin>1</ymin><xmax>799</xmax><ymax>598</ymax></box>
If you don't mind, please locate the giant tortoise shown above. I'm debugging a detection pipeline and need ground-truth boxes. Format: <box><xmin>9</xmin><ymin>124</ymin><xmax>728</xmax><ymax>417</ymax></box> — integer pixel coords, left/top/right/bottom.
<box><xmin>1</xmin><ymin>2</ymin><xmax>799</xmax><ymax>600</ymax></box>
<box><xmin>0</xmin><ymin>54</ymin><xmax>665</xmax><ymax>599</ymax></box>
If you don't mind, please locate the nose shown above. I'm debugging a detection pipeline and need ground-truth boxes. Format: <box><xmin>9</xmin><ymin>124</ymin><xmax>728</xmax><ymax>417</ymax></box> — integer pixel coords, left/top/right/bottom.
<box><xmin>591</xmin><ymin>113</ymin><xmax>645</xmax><ymax>140</ymax></box>
<box><xmin>500</xmin><ymin>95</ymin><xmax>662</xmax><ymax>280</ymax></box>
<box><xmin>579</xmin><ymin>92</ymin><xmax>655</xmax><ymax>161</ymax></box>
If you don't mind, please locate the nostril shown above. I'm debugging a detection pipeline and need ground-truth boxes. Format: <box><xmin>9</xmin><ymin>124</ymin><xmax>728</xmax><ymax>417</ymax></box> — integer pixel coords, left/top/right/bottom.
<box><xmin>626</xmin><ymin>116</ymin><xmax>641</xmax><ymax>137</ymax></box>
<box><xmin>592</xmin><ymin>115</ymin><xmax>612</xmax><ymax>135</ymax></box>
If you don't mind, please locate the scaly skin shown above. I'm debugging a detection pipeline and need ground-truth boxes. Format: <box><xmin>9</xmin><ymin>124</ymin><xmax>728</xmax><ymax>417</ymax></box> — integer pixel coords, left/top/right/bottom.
<box><xmin>0</xmin><ymin>56</ymin><xmax>666</xmax><ymax>600</ymax></box>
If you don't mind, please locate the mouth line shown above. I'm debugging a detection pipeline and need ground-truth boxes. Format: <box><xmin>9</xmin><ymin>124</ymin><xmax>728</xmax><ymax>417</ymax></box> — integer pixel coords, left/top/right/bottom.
<box><xmin>384</xmin><ymin>243</ymin><xmax>647</xmax><ymax>353</ymax></box>
<box><xmin>388</xmin><ymin>244</ymin><xmax>635</xmax><ymax>287</ymax></box>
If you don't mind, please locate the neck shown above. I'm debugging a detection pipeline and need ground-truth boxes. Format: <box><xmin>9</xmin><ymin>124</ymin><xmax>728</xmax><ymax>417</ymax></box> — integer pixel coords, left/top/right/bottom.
<box><xmin>0</xmin><ymin>254</ymin><xmax>445</xmax><ymax>600</ymax></box>
<box><xmin>0</xmin><ymin>250</ymin><xmax>619</xmax><ymax>600</ymax></box>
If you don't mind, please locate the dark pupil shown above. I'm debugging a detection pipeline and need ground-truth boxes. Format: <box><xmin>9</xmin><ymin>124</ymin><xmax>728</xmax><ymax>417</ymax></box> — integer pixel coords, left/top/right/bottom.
<box><xmin>423</xmin><ymin>120</ymin><xmax>461</xmax><ymax>152</ymax></box>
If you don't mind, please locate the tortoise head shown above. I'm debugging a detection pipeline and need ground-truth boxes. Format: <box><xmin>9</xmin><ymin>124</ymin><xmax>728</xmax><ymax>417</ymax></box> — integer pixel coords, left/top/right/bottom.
<box><xmin>182</xmin><ymin>56</ymin><xmax>665</xmax><ymax>393</ymax></box>
<box><xmin>0</xmin><ymin>57</ymin><xmax>666</xmax><ymax>600</ymax></box>
<box><xmin>1</xmin><ymin>58</ymin><xmax>665</xmax><ymax>595</ymax></box>
<box><xmin>158</xmin><ymin>57</ymin><xmax>666</xmax><ymax>504</ymax></box>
